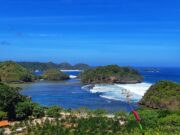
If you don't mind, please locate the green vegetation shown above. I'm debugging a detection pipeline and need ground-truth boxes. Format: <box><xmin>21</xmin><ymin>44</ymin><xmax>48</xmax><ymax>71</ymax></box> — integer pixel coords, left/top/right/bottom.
<box><xmin>140</xmin><ymin>80</ymin><xmax>180</xmax><ymax>111</ymax></box>
<box><xmin>0</xmin><ymin>83</ymin><xmax>25</xmax><ymax>119</ymax></box>
<box><xmin>9</xmin><ymin>108</ymin><xmax>180</xmax><ymax>135</ymax></box>
<box><xmin>45</xmin><ymin>106</ymin><xmax>63</xmax><ymax>117</ymax></box>
<box><xmin>43</xmin><ymin>69</ymin><xmax>69</xmax><ymax>81</ymax></box>
<box><xmin>32</xmin><ymin>104</ymin><xmax>45</xmax><ymax>118</ymax></box>
<box><xmin>81</xmin><ymin>65</ymin><xmax>143</xmax><ymax>84</ymax></box>
<box><xmin>0</xmin><ymin>83</ymin><xmax>44</xmax><ymax>120</ymax></box>
<box><xmin>0</xmin><ymin>128</ymin><xmax>4</xmax><ymax>135</ymax></box>
<box><xmin>0</xmin><ymin>111</ymin><xmax>7</xmax><ymax>120</ymax></box>
<box><xmin>18</xmin><ymin>62</ymin><xmax>59</xmax><ymax>71</ymax></box>
<box><xmin>17</xmin><ymin>62</ymin><xmax>90</xmax><ymax>71</ymax></box>
<box><xmin>0</xmin><ymin>61</ymin><xmax>34</xmax><ymax>83</ymax></box>
<box><xmin>15</xmin><ymin>101</ymin><xmax>34</xmax><ymax>120</ymax></box>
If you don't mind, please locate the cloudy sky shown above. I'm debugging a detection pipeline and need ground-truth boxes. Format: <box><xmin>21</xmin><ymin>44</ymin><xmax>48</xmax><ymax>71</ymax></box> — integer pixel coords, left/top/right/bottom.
<box><xmin>0</xmin><ymin>0</ymin><xmax>179</xmax><ymax>67</ymax></box>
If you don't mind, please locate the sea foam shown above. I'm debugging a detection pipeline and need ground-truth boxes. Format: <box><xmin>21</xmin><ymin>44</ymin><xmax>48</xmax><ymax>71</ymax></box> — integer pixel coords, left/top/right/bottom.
<box><xmin>82</xmin><ymin>83</ymin><xmax>152</xmax><ymax>102</ymax></box>
<box><xmin>69</xmin><ymin>75</ymin><xmax>77</xmax><ymax>79</ymax></box>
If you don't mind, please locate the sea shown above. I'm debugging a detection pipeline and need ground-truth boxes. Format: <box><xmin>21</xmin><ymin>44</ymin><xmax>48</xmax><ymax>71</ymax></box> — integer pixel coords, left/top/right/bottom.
<box><xmin>21</xmin><ymin>67</ymin><xmax>180</xmax><ymax>113</ymax></box>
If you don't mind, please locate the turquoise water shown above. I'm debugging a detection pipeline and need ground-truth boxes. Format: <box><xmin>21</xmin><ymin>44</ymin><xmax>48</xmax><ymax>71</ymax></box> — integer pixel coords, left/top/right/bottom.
<box><xmin>21</xmin><ymin>67</ymin><xmax>180</xmax><ymax>112</ymax></box>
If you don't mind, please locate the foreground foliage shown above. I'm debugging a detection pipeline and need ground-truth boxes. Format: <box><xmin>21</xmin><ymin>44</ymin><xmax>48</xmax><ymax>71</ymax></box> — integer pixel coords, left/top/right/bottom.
<box><xmin>81</xmin><ymin>65</ymin><xmax>143</xmax><ymax>84</ymax></box>
<box><xmin>0</xmin><ymin>83</ymin><xmax>44</xmax><ymax>120</ymax></box>
<box><xmin>10</xmin><ymin>108</ymin><xmax>180</xmax><ymax>135</ymax></box>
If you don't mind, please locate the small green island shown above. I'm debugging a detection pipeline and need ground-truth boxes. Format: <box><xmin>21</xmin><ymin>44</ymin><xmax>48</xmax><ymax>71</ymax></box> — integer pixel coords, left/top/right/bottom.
<box><xmin>81</xmin><ymin>65</ymin><xmax>143</xmax><ymax>84</ymax></box>
<box><xmin>43</xmin><ymin>68</ymin><xmax>70</xmax><ymax>81</ymax></box>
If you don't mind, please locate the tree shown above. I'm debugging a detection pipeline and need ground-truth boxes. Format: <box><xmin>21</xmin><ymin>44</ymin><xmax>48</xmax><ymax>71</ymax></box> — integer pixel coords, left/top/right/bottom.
<box><xmin>0</xmin><ymin>83</ymin><xmax>24</xmax><ymax>119</ymax></box>
<box><xmin>15</xmin><ymin>101</ymin><xmax>34</xmax><ymax>120</ymax></box>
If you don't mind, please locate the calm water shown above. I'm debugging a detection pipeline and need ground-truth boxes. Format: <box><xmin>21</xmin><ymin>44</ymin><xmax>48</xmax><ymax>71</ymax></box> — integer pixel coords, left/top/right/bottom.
<box><xmin>21</xmin><ymin>68</ymin><xmax>180</xmax><ymax>112</ymax></box>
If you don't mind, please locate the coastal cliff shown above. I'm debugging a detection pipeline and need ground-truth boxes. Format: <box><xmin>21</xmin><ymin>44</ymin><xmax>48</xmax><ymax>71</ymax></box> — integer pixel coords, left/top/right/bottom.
<box><xmin>140</xmin><ymin>80</ymin><xmax>180</xmax><ymax>111</ymax></box>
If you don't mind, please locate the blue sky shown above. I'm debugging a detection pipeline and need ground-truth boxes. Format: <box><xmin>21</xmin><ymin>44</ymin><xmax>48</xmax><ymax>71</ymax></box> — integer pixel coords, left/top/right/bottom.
<box><xmin>0</xmin><ymin>0</ymin><xmax>179</xmax><ymax>67</ymax></box>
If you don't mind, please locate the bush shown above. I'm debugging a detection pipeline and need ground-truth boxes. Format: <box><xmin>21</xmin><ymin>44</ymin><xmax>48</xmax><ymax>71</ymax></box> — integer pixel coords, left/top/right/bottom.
<box><xmin>15</xmin><ymin>101</ymin><xmax>34</xmax><ymax>120</ymax></box>
<box><xmin>46</xmin><ymin>106</ymin><xmax>62</xmax><ymax>117</ymax></box>
<box><xmin>159</xmin><ymin>113</ymin><xmax>180</xmax><ymax>126</ymax></box>
<box><xmin>32</xmin><ymin>104</ymin><xmax>45</xmax><ymax>118</ymax></box>
<box><xmin>128</xmin><ymin>108</ymin><xmax>159</xmax><ymax>129</ymax></box>
<box><xmin>115</xmin><ymin>111</ymin><xmax>128</xmax><ymax>120</ymax></box>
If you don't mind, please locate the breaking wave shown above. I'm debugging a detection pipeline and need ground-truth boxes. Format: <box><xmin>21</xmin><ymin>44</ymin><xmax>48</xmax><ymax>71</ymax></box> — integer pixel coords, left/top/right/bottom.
<box><xmin>82</xmin><ymin>83</ymin><xmax>152</xmax><ymax>102</ymax></box>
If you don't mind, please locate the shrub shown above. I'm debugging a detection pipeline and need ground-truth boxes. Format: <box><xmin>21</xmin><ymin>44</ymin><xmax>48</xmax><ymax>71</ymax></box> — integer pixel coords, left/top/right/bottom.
<box><xmin>46</xmin><ymin>106</ymin><xmax>62</xmax><ymax>117</ymax></box>
<box><xmin>15</xmin><ymin>101</ymin><xmax>34</xmax><ymax>120</ymax></box>
<box><xmin>32</xmin><ymin>104</ymin><xmax>45</xmax><ymax>118</ymax></box>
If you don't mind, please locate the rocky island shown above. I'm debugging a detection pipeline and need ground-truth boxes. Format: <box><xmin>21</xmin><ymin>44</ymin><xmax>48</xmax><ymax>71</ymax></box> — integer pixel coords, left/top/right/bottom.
<box><xmin>43</xmin><ymin>68</ymin><xmax>70</xmax><ymax>81</ymax></box>
<box><xmin>81</xmin><ymin>65</ymin><xmax>143</xmax><ymax>84</ymax></box>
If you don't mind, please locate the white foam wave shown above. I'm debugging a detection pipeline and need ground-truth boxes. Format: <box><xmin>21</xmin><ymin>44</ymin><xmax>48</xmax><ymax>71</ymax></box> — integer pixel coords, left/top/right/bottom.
<box><xmin>85</xmin><ymin>83</ymin><xmax>152</xmax><ymax>102</ymax></box>
<box><xmin>81</xmin><ymin>84</ymin><xmax>94</xmax><ymax>90</ymax></box>
<box><xmin>69</xmin><ymin>75</ymin><xmax>77</xmax><ymax>79</ymax></box>
<box><xmin>116</xmin><ymin>83</ymin><xmax>152</xmax><ymax>96</ymax></box>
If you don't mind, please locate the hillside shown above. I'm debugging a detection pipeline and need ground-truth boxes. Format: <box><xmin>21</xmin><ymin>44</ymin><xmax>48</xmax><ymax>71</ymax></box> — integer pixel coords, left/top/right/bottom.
<box><xmin>140</xmin><ymin>80</ymin><xmax>180</xmax><ymax>111</ymax></box>
<box><xmin>0</xmin><ymin>61</ymin><xmax>34</xmax><ymax>83</ymax></box>
<box><xmin>81</xmin><ymin>65</ymin><xmax>143</xmax><ymax>84</ymax></box>
<box><xmin>17</xmin><ymin>62</ymin><xmax>91</xmax><ymax>71</ymax></box>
